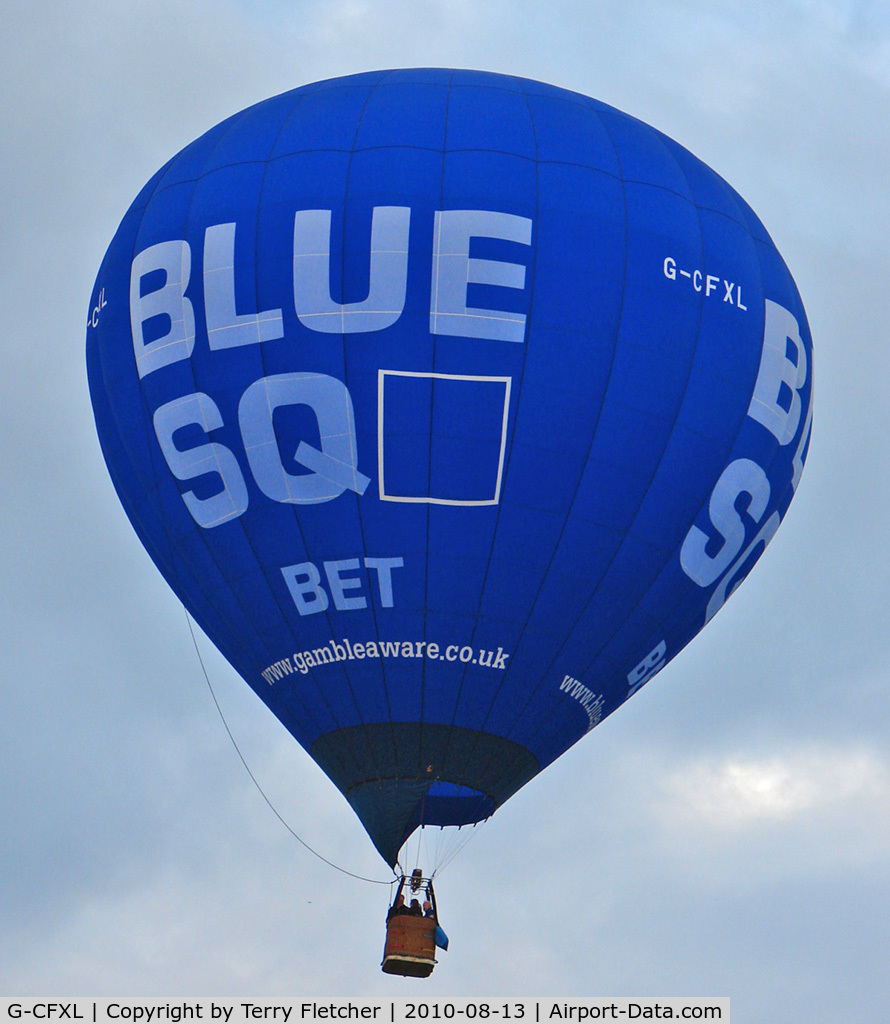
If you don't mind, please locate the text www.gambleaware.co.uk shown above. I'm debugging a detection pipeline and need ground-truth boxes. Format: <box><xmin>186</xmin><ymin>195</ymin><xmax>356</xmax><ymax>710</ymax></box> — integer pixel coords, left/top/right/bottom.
<box><xmin>261</xmin><ymin>639</ymin><xmax>509</xmax><ymax>683</ymax></box>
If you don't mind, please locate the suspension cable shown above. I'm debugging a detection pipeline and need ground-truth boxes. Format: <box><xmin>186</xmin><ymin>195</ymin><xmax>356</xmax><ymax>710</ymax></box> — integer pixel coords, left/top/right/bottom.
<box><xmin>184</xmin><ymin>608</ymin><xmax>394</xmax><ymax>886</ymax></box>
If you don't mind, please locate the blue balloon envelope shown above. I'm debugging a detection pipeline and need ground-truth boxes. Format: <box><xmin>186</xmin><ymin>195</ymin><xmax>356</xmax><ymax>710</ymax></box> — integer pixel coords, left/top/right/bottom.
<box><xmin>87</xmin><ymin>69</ymin><xmax>812</xmax><ymax>867</ymax></box>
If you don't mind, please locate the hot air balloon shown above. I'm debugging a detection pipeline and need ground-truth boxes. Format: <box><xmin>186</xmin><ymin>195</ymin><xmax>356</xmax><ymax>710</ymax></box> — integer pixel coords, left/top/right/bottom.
<box><xmin>87</xmin><ymin>69</ymin><xmax>812</xmax><ymax>893</ymax></box>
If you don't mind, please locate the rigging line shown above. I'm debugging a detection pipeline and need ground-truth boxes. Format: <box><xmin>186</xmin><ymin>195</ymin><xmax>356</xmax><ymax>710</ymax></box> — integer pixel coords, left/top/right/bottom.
<box><xmin>431</xmin><ymin>820</ymin><xmax>483</xmax><ymax>879</ymax></box>
<box><xmin>183</xmin><ymin>607</ymin><xmax>394</xmax><ymax>886</ymax></box>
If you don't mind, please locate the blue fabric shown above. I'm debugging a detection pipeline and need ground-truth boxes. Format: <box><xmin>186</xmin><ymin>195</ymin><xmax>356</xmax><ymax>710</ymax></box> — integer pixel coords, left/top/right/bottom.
<box><xmin>435</xmin><ymin>925</ymin><xmax>449</xmax><ymax>951</ymax></box>
<box><xmin>87</xmin><ymin>69</ymin><xmax>812</xmax><ymax>866</ymax></box>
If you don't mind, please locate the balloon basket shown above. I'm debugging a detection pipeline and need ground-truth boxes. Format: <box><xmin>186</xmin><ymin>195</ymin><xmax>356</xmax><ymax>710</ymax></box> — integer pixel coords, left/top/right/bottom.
<box><xmin>381</xmin><ymin>914</ymin><xmax>437</xmax><ymax>977</ymax></box>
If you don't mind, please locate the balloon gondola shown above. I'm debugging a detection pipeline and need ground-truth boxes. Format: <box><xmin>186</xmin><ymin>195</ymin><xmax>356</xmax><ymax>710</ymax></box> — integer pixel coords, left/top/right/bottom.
<box><xmin>87</xmin><ymin>69</ymin><xmax>812</xmax><ymax>964</ymax></box>
<box><xmin>382</xmin><ymin>868</ymin><xmax>443</xmax><ymax>977</ymax></box>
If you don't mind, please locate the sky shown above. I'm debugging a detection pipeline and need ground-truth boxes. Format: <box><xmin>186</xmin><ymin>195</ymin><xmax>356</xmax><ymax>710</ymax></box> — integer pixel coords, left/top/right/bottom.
<box><xmin>2</xmin><ymin>0</ymin><xmax>889</xmax><ymax>1016</ymax></box>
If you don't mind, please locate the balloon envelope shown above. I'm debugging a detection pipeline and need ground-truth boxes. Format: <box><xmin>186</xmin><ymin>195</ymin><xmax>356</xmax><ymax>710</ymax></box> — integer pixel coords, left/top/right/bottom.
<box><xmin>87</xmin><ymin>69</ymin><xmax>812</xmax><ymax>866</ymax></box>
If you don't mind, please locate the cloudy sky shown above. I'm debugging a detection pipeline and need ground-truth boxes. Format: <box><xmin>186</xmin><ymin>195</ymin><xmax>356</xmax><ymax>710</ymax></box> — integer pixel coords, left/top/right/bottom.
<box><xmin>2</xmin><ymin>0</ymin><xmax>889</xmax><ymax>1017</ymax></box>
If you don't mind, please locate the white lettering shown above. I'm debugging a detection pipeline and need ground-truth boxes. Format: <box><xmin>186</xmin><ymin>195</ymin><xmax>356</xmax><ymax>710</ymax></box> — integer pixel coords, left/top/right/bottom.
<box><xmin>679</xmin><ymin>299</ymin><xmax>810</xmax><ymax>603</ymax></box>
<box><xmin>280</xmin><ymin>555</ymin><xmax>404</xmax><ymax>615</ymax></box>
<box><xmin>363</xmin><ymin>556</ymin><xmax>404</xmax><ymax>607</ymax></box>
<box><xmin>204</xmin><ymin>222</ymin><xmax>283</xmax><ymax>349</ymax></box>
<box><xmin>705</xmin><ymin>512</ymin><xmax>782</xmax><ymax>623</ymax></box>
<box><xmin>748</xmin><ymin>299</ymin><xmax>808</xmax><ymax>445</ymax></box>
<box><xmin>281</xmin><ymin>562</ymin><xmax>329</xmax><ymax>616</ymax></box>
<box><xmin>152</xmin><ymin>392</ymin><xmax>248</xmax><ymax>528</ymax></box>
<box><xmin>680</xmin><ymin>458</ymin><xmax>771</xmax><ymax>587</ymax></box>
<box><xmin>430</xmin><ymin>209</ymin><xmax>532</xmax><ymax>342</ymax></box>
<box><xmin>238</xmin><ymin>372</ymin><xmax>370</xmax><ymax>504</ymax></box>
<box><xmin>130</xmin><ymin>207</ymin><xmax>536</xmax><ymax>379</ymax></box>
<box><xmin>88</xmin><ymin>287</ymin><xmax>108</xmax><ymax>328</ymax></box>
<box><xmin>130</xmin><ymin>240</ymin><xmax>195</xmax><ymax>377</ymax></box>
<box><xmin>559</xmin><ymin>674</ymin><xmax>604</xmax><ymax>731</ymax></box>
<box><xmin>292</xmin><ymin>206</ymin><xmax>410</xmax><ymax>333</ymax></box>
<box><xmin>662</xmin><ymin>258</ymin><xmax>749</xmax><ymax>314</ymax></box>
<box><xmin>627</xmin><ymin>640</ymin><xmax>667</xmax><ymax>697</ymax></box>
<box><xmin>792</xmin><ymin>389</ymin><xmax>814</xmax><ymax>493</ymax></box>
<box><xmin>324</xmin><ymin>558</ymin><xmax>366</xmax><ymax>611</ymax></box>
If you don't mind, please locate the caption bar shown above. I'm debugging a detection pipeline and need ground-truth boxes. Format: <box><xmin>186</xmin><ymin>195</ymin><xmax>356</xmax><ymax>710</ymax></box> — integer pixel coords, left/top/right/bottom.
<box><xmin>0</xmin><ymin>1000</ymin><xmax>729</xmax><ymax>1023</ymax></box>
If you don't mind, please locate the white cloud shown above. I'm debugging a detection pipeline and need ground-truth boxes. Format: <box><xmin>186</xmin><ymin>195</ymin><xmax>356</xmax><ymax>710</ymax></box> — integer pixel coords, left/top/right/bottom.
<box><xmin>643</xmin><ymin>745</ymin><xmax>890</xmax><ymax>886</ymax></box>
<box><xmin>663</xmin><ymin>747</ymin><xmax>887</xmax><ymax>826</ymax></box>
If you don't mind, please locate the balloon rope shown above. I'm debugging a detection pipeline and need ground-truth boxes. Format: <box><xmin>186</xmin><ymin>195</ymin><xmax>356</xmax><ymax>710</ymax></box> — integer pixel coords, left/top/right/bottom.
<box><xmin>184</xmin><ymin>609</ymin><xmax>394</xmax><ymax>886</ymax></box>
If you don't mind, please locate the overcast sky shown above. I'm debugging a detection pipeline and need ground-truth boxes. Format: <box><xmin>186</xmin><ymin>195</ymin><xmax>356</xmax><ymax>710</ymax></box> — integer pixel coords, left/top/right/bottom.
<box><xmin>2</xmin><ymin>0</ymin><xmax>889</xmax><ymax>1017</ymax></box>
